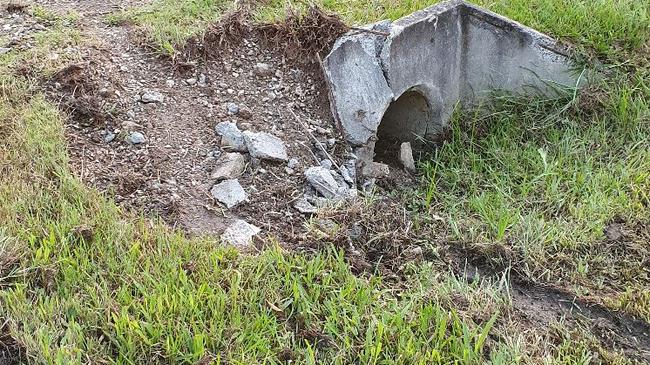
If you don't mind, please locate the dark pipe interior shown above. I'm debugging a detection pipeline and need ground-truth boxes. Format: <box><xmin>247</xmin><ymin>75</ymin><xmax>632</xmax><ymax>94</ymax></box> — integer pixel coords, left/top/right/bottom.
<box><xmin>375</xmin><ymin>90</ymin><xmax>431</xmax><ymax>163</ymax></box>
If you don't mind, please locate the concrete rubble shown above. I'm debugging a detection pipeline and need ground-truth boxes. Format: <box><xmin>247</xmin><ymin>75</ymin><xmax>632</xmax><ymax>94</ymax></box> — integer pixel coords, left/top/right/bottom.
<box><xmin>399</xmin><ymin>142</ymin><xmax>416</xmax><ymax>173</ymax></box>
<box><xmin>243</xmin><ymin>131</ymin><xmax>289</xmax><ymax>162</ymax></box>
<box><xmin>211</xmin><ymin>152</ymin><xmax>247</xmax><ymax>180</ymax></box>
<box><xmin>211</xmin><ymin>179</ymin><xmax>248</xmax><ymax>208</ymax></box>
<box><xmin>222</xmin><ymin>219</ymin><xmax>261</xmax><ymax>247</ymax></box>
<box><xmin>215</xmin><ymin>121</ymin><xmax>248</xmax><ymax>152</ymax></box>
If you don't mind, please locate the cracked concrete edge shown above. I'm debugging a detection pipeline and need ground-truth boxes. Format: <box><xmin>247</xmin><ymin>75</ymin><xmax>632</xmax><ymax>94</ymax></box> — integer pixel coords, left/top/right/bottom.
<box><xmin>323</xmin><ymin>25</ymin><xmax>394</xmax><ymax>146</ymax></box>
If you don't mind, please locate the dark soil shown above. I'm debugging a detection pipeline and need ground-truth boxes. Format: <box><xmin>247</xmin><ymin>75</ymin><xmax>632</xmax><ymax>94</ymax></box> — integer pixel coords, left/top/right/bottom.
<box><xmin>444</xmin><ymin>245</ymin><xmax>650</xmax><ymax>362</ymax></box>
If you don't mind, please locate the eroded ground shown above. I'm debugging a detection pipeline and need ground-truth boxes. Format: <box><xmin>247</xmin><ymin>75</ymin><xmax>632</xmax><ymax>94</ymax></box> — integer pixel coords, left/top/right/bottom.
<box><xmin>1</xmin><ymin>0</ymin><xmax>649</xmax><ymax>363</ymax></box>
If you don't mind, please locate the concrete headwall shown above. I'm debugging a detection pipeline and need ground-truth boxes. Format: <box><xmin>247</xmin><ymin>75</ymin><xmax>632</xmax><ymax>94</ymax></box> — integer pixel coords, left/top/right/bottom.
<box><xmin>323</xmin><ymin>0</ymin><xmax>583</xmax><ymax>153</ymax></box>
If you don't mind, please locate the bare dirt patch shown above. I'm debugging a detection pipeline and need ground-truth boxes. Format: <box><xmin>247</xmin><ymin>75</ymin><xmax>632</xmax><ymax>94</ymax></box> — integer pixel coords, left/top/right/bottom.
<box><xmin>48</xmin><ymin>7</ymin><xmax>359</xmax><ymax>243</ymax></box>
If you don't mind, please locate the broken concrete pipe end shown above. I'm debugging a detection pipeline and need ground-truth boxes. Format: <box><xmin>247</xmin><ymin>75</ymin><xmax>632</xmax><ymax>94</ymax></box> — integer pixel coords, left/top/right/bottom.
<box><xmin>322</xmin><ymin>0</ymin><xmax>586</xmax><ymax>173</ymax></box>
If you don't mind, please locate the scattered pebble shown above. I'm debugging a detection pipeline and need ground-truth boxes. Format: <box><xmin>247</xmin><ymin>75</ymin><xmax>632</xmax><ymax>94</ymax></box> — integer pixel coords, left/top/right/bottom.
<box><xmin>140</xmin><ymin>90</ymin><xmax>164</xmax><ymax>103</ymax></box>
<box><xmin>211</xmin><ymin>153</ymin><xmax>247</xmax><ymax>181</ymax></box>
<box><xmin>126</xmin><ymin>131</ymin><xmax>146</xmax><ymax>145</ymax></box>
<box><xmin>253</xmin><ymin>62</ymin><xmax>273</xmax><ymax>77</ymax></box>
<box><xmin>287</xmin><ymin>158</ymin><xmax>300</xmax><ymax>169</ymax></box>
<box><xmin>243</xmin><ymin>131</ymin><xmax>288</xmax><ymax>162</ymax></box>
<box><xmin>221</xmin><ymin>219</ymin><xmax>260</xmax><ymax>247</ymax></box>
<box><xmin>103</xmin><ymin>131</ymin><xmax>116</xmax><ymax>143</ymax></box>
<box><xmin>211</xmin><ymin>179</ymin><xmax>248</xmax><ymax>208</ymax></box>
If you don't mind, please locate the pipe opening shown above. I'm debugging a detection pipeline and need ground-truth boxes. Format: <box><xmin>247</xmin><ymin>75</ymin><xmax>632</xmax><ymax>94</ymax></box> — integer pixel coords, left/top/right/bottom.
<box><xmin>375</xmin><ymin>89</ymin><xmax>431</xmax><ymax>164</ymax></box>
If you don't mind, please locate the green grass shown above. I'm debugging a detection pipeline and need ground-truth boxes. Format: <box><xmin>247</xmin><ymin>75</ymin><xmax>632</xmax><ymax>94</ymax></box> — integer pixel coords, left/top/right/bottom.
<box><xmin>418</xmin><ymin>70</ymin><xmax>650</xmax><ymax>318</ymax></box>
<box><xmin>108</xmin><ymin>0</ymin><xmax>235</xmax><ymax>55</ymax></box>
<box><xmin>116</xmin><ymin>0</ymin><xmax>649</xmax><ymax>63</ymax></box>
<box><xmin>255</xmin><ymin>0</ymin><xmax>649</xmax><ymax>62</ymax></box>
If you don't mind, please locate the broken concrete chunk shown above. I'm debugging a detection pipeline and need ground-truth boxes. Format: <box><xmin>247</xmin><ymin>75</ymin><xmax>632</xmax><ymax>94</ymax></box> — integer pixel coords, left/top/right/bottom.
<box><xmin>140</xmin><ymin>90</ymin><xmax>164</xmax><ymax>103</ymax></box>
<box><xmin>399</xmin><ymin>142</ymin><xmax>416</xmax><ymax>173</ymax></box>
<box><xmin>222</xmin><ymin>219</ymin><xmax>260</xmax><ymax>247</ymax></box>
<box><xmin>215</xmin><ymin>122</ymin><xmax>247</xmax><ymax>152</ymax></box>
<box><xmin>211</xmin><ymin>179</ymin><xmax>248</xmax><ymax>208</ymax></box>
<box><xmin>294</xmin><ymin>197</ymin><xmax>317</xmax><ymax>214</ymax></box>
<box><xmin>226</xmin><ymin>102</ymin><xmax>240</xmax><ymax>115</ymax></box>
<box><xmin>126</xmin><ymin>131</ymin><xmax>146</xmax><ymax>145</ymax></box>
<box><xmin>323</xmin><ymin>33</ymin><xmax>394</xmax><ymax>146</ymax></box>
<box><xmin>361</xmin><ymin>162</ymin><xmax>390</xmax><ymax>179</ymax></box>
<box><xmin>211</xmin><ymin>152</ymin><xmax>247</xmax><ymax>181</ymax></box>
<box><xmin>253</xmin><ymin>63</ymin><xmax>273</xmax><ymax>77</ymax></box>
<box><xmin>243</xmin><ymin>131</ymin><xmax>288</xmax><ymax>162</ymax></box>
<box><xmin>304</xmin><ymin>166</ymin><xmax>340</xmax><ymax>199</ymax></box>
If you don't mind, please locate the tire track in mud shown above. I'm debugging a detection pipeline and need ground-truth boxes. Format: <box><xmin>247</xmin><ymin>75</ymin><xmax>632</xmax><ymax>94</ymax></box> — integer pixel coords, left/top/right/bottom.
<box><xmin>444</xmin><ymin>246</ymin><xmax>650</xmax><ymax>362</ymax></box>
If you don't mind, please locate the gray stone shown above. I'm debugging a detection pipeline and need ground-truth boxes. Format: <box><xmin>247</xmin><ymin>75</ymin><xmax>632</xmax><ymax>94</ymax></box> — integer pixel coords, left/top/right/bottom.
<box><xmin>339</xmin><ymin>166</ymin><xmax>355</xmax><ymax>185</ymax></box>
<box><xmin>165</xmin><ymin>79</ymin><xmax>175</xmax><ymax>87</ymax></box>
<box><xmin>294</xmin><ymin>197</ymin><xmax>317</xmax><ymax>214</ymax></box>
<box><xmin>222</xmin><ymin>219</ymin><xmax>260</xmax><ymax>247</ymax></box>
<box><xmin>211</xmin><ymin>179</ymin><xmax>248</xmax><ymax>208</ymax></box>
<box><xmin>320</xmin><ymin>159</ymin><xmax>333</xmax><ymax>170</ymax></box>
<box><xmin>198</xmin><ymin>74</ymin><xmax>207</xmax><ymax>87</ymax></box>
<box><xmin>0</xmin><ymin>47</ymin><xmax>11</xmax><ymax>55</ymax></box>
<box><xmin>140</xmin><ymin>90</ymin><xmax>164</xmax><ymax>103</ymax></box>
<box><xmin>185</xmin><ymin>78</ymin><xmax>197</xmax><ymax>85</ymax></box>
<box><xmin>126</xmin><ymin>131</ymin><xmax>146</xmax><ymax>145</ymax></box>
<box><xmin>304</xmin><ymin>166</ymin><xmax>339</xmax><ymax>199</ymax></box>
<box><xmin>211</xmin><ymin>152</ymin><xmax>247</xmax><ymax>181</ymax></box>
<box><xmin>103</xmin><ymin>131</ymin><xmax>116</xmax><ymax>143</ymax></box>
<box><xmin>361</xmin><ymin>162</ymin><xmax>390</xmax><ymax>179</ymax></box>
<box><xmin>323</xmin><ymin>1</ymin><xmax>584</xmax><ymax>155</ymax></box>
<box><xmin>226</xmin><ymin>102</ymin><xmax>239</xmax><ymax>115</ymax></box>
<box><xmin>253</xmin><ymin>63</ymin><xmax>273</xmax><ymax>77</ymax></box>
<box><xmin>287</xmin><ymin>158</ymin><xmax>300</xmax><ymax>169</ymax></box>
<box><xmin>243</xmin><ymin>131</ymin><xmax>288</xmax><ymax>162</ymax></box>
<box><xmin>399</xmin><ymin>142</ymin><xmax>416</xmax><ymax>172</ymax></box>
<box><xmin>215</xmin><ymin>122</ymin><xmax>247</xmax><ymax>152</ymax></box>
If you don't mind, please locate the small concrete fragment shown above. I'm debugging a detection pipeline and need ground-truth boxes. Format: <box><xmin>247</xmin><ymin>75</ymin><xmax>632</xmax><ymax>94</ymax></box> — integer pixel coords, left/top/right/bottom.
<box><xmin>211</xmin><ymin>152</ymin><xmax>246</xmax><ymax>181</ymax></box>
<box><xmin>215</xmin><ymin>122</ymin><xmax>247</xmax><ymax>152</ymax></box>
<box><xmin>126</xmin><ymin>131</ymin><xmax>146</xmax><ymax>145</ymax></box>
<box><xmin>399</xmin><ymin>142</ymin><xmax>416</xmax><ymax>172</ymax></box>
<box><xmin>211</xmin><ymin>179</ymin><xmax>248</xmax><ymax>208</ymax></box>
<box><xmin>140</xmin><ymin>90</ymin><xmax>164</xmax><ymax>103</ymax></box>
<box><xmin>294</xmin><ymin>197</ymin><xmax>317</xmax><ymax>214</ymax></box>
<box><xmin>243</xmin><ymin>131</ymin><xmax>288</xmax><ymax>162</ymax></box>
<box><xmin>226</xmin><ymin>102</ymin><xmax>240</xmax><ymax>115</ymax></box>
<box><xmin>361</xmin><ymin>162</ymin><xmax>390</xmax><ymax>179</ymax></box>
<box><xmin>304</xmin><ymin>166</ymin><xmax>340</xmax><ymax>199</ymax></box>
<box><xmin>222</xmin><ymin>219</ymin><xmax>261</xmax><ymax>247</ymax></box>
